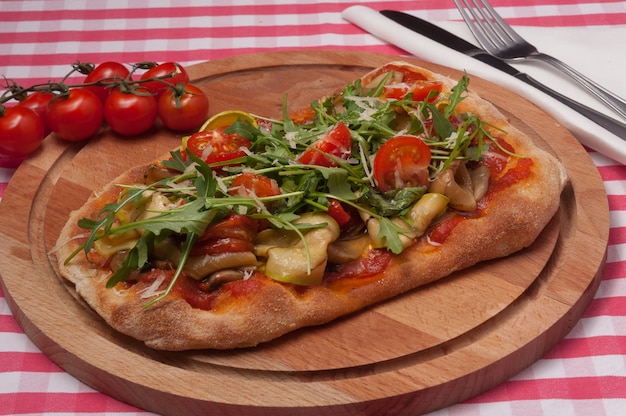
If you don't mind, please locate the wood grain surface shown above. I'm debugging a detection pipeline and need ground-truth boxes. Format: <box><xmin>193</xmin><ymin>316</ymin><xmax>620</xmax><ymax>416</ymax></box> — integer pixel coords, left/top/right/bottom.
<box><xmin>0</xmin><ymin>50</ymin><xmax>609</xmax><ymax>415</ymax></box>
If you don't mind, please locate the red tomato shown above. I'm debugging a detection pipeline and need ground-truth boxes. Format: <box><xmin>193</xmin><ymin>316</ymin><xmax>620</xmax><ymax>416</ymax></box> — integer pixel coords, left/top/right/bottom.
<box><xmin>104</xmin><ymin>88</ymin><xmax>158</xmax><ymax>136</ymax></box>
<box><xmin>298</xmin><ymin>121</ymin><xmax>352</xmax><ymax>167</ymax></box>
<box><xmin>17</xmin><ymin>91</ymin><xmax>54</xmax><ymax>136</ymax></box>
<box><xmin>0</xmin><ymin>106</ymin><xmax>45</xmax><ymax>156</ymax></box>
<box><xmin>158</xmin><ymin>84</ymin><xmax>209</xmax><ymax>131</ymax></box>
<box><xmin>382</xmin><ymin>80</ymin><xmax>443</xmax><ymax>102</ymax></box>
<box><xmin>198</xmin><ymin>214</ymin><xmax>258</xmax><ymax>242</ymax></box>
<box><xmin>326</xmin><ymin>199</ymin><xmax>352</xmax><ymax>227</ymax></box>
<box><xmin>379</xmin><ymin>64</ymin><xmax>429</xmax><ymax>84</ymax></box>
<box><xmin>185</xmin><ymin>128</ymin><xmax>252</xmax><ymax>166</ymax></box>
<box><xmin>478</xmin><ymin>137</ymin><xmax>516</xmax><ymax>176</ymax></box>
<box><xmin>84</xmin><ymin>62</ymin><xmax>131</xmax><ymax>103</ymax></box>
<box><xmin>140</xmin><ymin>62</ymin><xmax>189</xmax><ymax>98</ymax></box>
<box><xmin>428</xmin><ymin>216</ymin><xmax>464</xmax><ymax>244</ymax></box>
<box><xmin>230</xmin><ymin>172</ymin><xmax>281</xmax><ymax>198</ymax></box>
<box><xmin>373</xmin><ymin>135</ymin><xmax>432</xmax><ymax>193</ymax></box>
<box><xmin>192</xmin><ymin>214</ymin><xmax>258</xmax><ymax>256</ymax></box>
<box><xmin>47</xmin><ymin>88</ymin><xmax>104</xmax><ymax>142</ymax></box>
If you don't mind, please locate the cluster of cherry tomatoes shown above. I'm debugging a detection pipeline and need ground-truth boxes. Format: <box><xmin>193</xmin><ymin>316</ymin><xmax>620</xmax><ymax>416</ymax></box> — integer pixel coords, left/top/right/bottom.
<box><xmin>0</xmin><ymin>61</ymin><xmax>209</xmax><ymax>157</ymax></box>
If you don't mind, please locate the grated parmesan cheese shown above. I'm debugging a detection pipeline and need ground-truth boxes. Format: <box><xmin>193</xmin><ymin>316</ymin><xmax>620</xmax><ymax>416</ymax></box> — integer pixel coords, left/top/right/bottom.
<box><xmin>138</xmin><ymin>269</ymin><xmax>167</xmax><ymax>299</ymax></box>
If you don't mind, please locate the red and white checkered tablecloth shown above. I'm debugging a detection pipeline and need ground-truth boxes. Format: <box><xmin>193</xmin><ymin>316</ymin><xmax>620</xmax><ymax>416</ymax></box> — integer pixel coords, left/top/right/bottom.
<box><xmin>2</xmin><ymin>1</ymin><xmax>626</xmax><ymax>415</ymax></box>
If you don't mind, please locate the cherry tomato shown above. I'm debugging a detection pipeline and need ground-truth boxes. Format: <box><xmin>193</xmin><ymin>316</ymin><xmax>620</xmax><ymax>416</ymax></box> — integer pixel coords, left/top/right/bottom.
<box><xmin>185</xmin><ymin>128</ymin><xmax>252</xmax><ymax>167</ymax></box>
<box><xmin>0</xmin><ymin>106</ymin><xmax>45</xmax><ymax>156</ymax></box>
<box><xmin>140</xmin><ymin>62</ymin><xmax>189</xmax><ymax>98</ymax></box>
<box><xmin>84</xmin><ymin>62</ymin><xmax>131</xmax><ymax>103</ymax></box>
<box><xmin>230</xmin><ymin>172</ymin><xmax>281</xmax><ymax>198</ymax></box>
<box><xmin>298</xmin><ymin>121</ymin><xmax>352</xmax><ymax>167</ymax></box>
<box><xmin>158</xmin><ymin>84</ymin><xmax>209</xmax><ymax>131</ymax></box>
<box><xmin>17</xmin><ymin>91</ymin><xmax>54</xmax><ymax>136</ymax></box>
<box><xmin>104</xmin><ymin>88</ymin><xmax>158</xmax><ymax>136</ymax></box>
<box><xmin>382</xmin><ymin>80</ymin><xmax>443</xmax><ymax>102</ymax></box>
<box><xmin>326</xmin><ymin>199</ymin><xmax>352</xmax><ymax>227</ymax></box>
<box><xmin>47</xmin><ymin>88</ymin><xmax>104</xmax><ymax>142</ymax></box>
<box><xmin>373</xmin><ymin>135</ymin><xmax>432</xmax><ymax>193</ymax></box>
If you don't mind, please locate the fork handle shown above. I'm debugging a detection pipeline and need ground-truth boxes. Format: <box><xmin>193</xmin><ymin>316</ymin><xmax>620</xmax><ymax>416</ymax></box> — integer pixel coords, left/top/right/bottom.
<box><xmin>529</xmin><ymin>52</ymin><xmax>626</xmax><ymax>120</ymax></box>
<box><xmin>516</xmin><ymin>71</ymin><xmax>626</xmax><ymax>139</ymax></box>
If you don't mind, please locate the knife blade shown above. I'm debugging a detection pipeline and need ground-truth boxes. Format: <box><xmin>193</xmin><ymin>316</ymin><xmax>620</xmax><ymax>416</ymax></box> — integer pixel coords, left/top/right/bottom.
<box><xmin>380</xmin><ymin>9</ymin><xmax>626</xmax><ymax>139</ymax></box>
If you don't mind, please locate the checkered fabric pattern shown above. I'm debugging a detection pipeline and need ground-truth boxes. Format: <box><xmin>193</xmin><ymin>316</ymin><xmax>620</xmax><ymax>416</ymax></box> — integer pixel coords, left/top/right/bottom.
<box><xmin>2</xmin><ymin>1</ymin><xmax>626</xmax><ymax>415</ymax></box>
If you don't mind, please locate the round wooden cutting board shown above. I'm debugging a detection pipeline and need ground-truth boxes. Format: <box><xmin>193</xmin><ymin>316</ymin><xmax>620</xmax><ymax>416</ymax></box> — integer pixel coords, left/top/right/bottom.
<box><xmin>0</xmin><ymin>51</ymin><xmax>609</xmax><ymax>415</ymax></box>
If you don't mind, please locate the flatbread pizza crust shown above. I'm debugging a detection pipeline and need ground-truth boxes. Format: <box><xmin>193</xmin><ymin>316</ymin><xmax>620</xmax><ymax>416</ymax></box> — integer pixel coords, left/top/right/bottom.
<box><xmin>55</xmin><ymin>62</ymin><xmax>567</xmax><ymax>350</ymax></box>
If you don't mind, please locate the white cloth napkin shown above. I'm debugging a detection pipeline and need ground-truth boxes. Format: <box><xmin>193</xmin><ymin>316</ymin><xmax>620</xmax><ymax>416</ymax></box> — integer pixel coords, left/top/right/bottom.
<box><xmin>342</xmin><ymin>5</ymin><xmax>626</xmax><ymax>165</ymax></box>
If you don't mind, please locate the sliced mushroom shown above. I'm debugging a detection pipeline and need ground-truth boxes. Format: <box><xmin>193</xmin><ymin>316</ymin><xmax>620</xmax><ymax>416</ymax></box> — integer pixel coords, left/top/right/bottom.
<box><xmin>183</xmin><ymin>252</ymin><xmax>258</xmax><ymax>280</ymax></box>
<box><xmin>470</xmin><ymin>165</ymin><xmax>490</xmax><ymax>201</ymax></box>
<box><xmin>152</xmin><ymin>238</ymin><xmax>257</xmax><ymax>281</ymax></box>
<box><xmin>361</xmin><ymin>202</ymin><xmax>417</xmax><ymax>248</ymax></box>
<box><xmin>407</xmin><ymin>192</ymin><xmax>450</xmax><ymax>236</ymax></box>
<box><xmin>428</xmin><ymin>168</ymin><xmax>477</xmax><ymax>212</ymax></box>
<box><xmin>201</xmin><ymin>269</ymin><xmax>246</xmax><ymax>289</ymax></box>
<box><xmin>253</xmin><ymin>228</ymin><xmax>301</xmax><ymax>258</ymax></box>
<box><xmin>454</xmin><ymin>161</ymin><xmax>473</xmax><ymax>190</ymax></box>
<box><xmin>144</xmin><ymin>164</ymin><xmax>177</xmax><ymax>185</ymax></box>
<box><xmin>328</xmin><ymin>234</ymin><xmax>371</xmax><ymax>264</ymax></box>
<box><xmin>263</xmin><ymin>213</ymin><xmax>340</xmax><ymax>286</ymax></box>
<box><xmin>136</xmin><ymin>192</ymin><xmax>179</xmax><ymax>222</ymax></box>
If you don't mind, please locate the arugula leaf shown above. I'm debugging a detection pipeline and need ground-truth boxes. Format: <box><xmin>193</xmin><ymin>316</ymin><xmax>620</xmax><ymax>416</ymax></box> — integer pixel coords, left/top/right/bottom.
<box><xmin>107</xmin><ymin>198</ymin><xmax>217</xmax><ymax>238</ymax></box>
<box><xmin>106</xmin><ymin>231</ymin><xmax>155</xmax><ymax>288</ymax></box>
<box><xmin>444</xmin><ymin>73</ymin><xmax>470</xmax><ymax>118</ymax></box>
<box><xmin>161</xmin><ymin>150</ymin><xmax>189</xmax><ymax>172</ymax></box>
<box><xmin>364</xmin><ymin>187</ymin><xmax>426</xmax><ymax>217</ymax></box>
<box><xmin>186</xmin><ymin>150</ymin><xmax>216</xmax><ymax>198</ymax></box>
<box><xmin>326</xmin><ymin>169</ymin><xmax>357</xmax><ymax>201</ymax></box>
<box><xmin>429</xmin><ymin>104</ymin><xmax>456</xmax><ymax>141</ymax></box>
<box><xmin>74</xmin><ymin>185</ymin><xmax>148</xmax><ymax>258</ymax></box>
<box><xmin>376</xmin><ymin>217</ymin><xmax>406</xmax><ymax>255</ymax></box>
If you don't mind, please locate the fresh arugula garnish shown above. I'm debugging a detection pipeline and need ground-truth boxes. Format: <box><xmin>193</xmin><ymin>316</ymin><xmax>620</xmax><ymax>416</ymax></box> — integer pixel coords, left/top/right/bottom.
<box><xmin>365</xmin><ymin>187</ymin><xmax>427</xmax><ymax>217</ymax></box>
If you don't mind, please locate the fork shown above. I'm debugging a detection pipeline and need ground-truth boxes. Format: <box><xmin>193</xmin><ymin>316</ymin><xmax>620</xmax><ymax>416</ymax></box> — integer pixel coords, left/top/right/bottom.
<box><xmin>453</xmin><ymin>0</ymin><xmax>626</xmax><ymax>120</ymax></box>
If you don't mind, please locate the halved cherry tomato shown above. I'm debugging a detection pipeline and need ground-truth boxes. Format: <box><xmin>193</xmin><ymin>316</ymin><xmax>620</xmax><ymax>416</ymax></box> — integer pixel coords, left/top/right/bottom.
<box><xmin>0</xmin><ymin>106</ymin><xmax>45</xmax><ymax>156</ymax></box>
<box><xmin>104</xmin><ymin>87</ymin><xmax>158</xmax><ymax>136</ymax></box>
<box><xmin>298</xmin><ymin>121</ymin><xmax>352</xmax><ymax>167</ymax></box>
<box><xmin>17</xmin><ymin>91</ymin><xmax>54</xmax><ymax>136</ymax></box>
<box><xmin>47</xmin><ymin>88</ymin><xmax>104</xmax><ymax>141</ymax></box>
<box><xmin>158</xmin><ymin>84</ymin><xmax>209</xmax><ymax>132</ymax></box>
<box><xmin>373</xmin><ymin>135</ymin><xmax>432</xmax><ymax>193</ymax></box>
<box><xmin>184</xmin><ymin>128</ymin><xmax>252</xmax><ymax>167</ymax></box>
<box><xmin>84</xmin><ymin>62</ymin><xmax>131</xmax><ymax>103</ymax></box>
<box><xmin>230</xmin><ymin>172</ymin><xmax>281</xmax><ymax>198</ymax></box>
<box><xmin>140</xmin><ymin>62</ymin><xmax>189</xmax><ymax>98</ymax></box>
<box><xmin>382</xmin><ymin>80</ymin><xmax>443</xmax><ymax>102</ymax></box>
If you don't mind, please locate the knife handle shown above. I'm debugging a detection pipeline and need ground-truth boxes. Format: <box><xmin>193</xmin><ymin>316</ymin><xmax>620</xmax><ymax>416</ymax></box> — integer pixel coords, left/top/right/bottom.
<box><xmin>516</xmin><ymin>73</ymin><xmax>626</xmax><ymax>139</ymax></box>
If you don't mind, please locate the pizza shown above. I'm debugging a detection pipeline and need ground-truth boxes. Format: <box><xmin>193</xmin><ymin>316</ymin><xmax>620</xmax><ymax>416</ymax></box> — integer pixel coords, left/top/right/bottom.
<box><xmin>55</xmin><ymin>61</ymin><xmax>567</xmax><ymax>351</ymax></box>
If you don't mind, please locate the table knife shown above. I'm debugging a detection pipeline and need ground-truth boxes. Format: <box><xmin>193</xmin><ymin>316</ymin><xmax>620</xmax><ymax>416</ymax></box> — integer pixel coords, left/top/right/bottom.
<box><xmin>380</xmin><ymin>10</ymin><xmax>626</xmax><ymax>140</ymax></box>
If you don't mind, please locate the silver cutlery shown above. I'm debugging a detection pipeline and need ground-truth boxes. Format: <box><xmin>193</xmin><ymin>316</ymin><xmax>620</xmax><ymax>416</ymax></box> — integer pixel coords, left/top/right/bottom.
<box><xmin>454</xmin><ymin>0</ymin><xmax>626</xmax><ymax>120</ymax></box>
<box><xmin>379</xmin><ymin>9</ymin><xmax>626</xmax><ymax>141</ymax></box>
